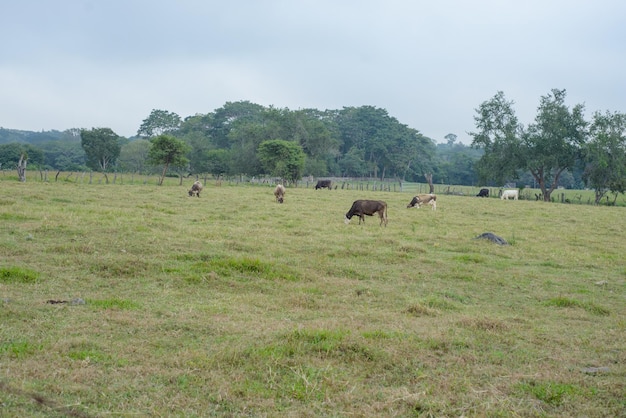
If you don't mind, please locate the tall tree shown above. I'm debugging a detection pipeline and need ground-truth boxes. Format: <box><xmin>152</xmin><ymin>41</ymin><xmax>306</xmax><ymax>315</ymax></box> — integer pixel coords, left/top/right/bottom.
<box><xmin>80</xmin><ymin>128</ymin><xmax>121</xmax><ymax>173</ymax></box>
<box><xmin>524</xmin><ymin>89</ymin><xmax>587</xmax><ymax>201</ymax></box>
<box><xmin>257</xmin><ymin>139</ymin><xmax>306</xmax><ymax>185</ymax></box>
<box><xmin>583</xmin><ymin>110</ymin><xmax>626</xmax><ymax>204</ymax></box>
<box><xmin>470</xmin><ymin>91</ymin><xmax>522</xmax><ymax>185</ymax></box>
<box><xmin>148</xmin><ymin>135</ymin><xmax>190</xmax><ymax>185</ymax></box>
<box><xmin>137</xmin><ymin>109</ymin><xmax>181</xmax><ymax>138</ymax></box>
<box><xmin>470</xmin><ymin>89</ymin><xmax>587</xmax><ymax>201</ymax></box>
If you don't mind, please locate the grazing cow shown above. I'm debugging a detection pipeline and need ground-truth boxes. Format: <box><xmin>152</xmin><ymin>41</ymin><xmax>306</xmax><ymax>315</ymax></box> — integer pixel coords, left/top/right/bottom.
<box><xmin>315</xmin><ymin>180</ymin><xmax>332</xmax><ymax>190</ymax></box>
<box><xmin>501</xmin><ymin>189</ymin><xmax>519</xmax><ymax>200</ymax></box>
<box><xmin>476</xmin><ymin>188</ymin><xmax>489</xmax><ymax>198</ymax></box>
<box><xmin>274</xmin><ymin>184</ymin><xmax>286</xmax><ymax>203</ymax></box>
<box><xmin>407</xmin><ymin>194</ymin><xmax>437</xmax><ymax>210</ymax></box>
<box><xmin>345</xmin><ymin>200</ymin><xmax>388</xmax><ymax>226</ymax></box>
<box><xmin>188</xmin><ymin>181</ymin><xmax>203</xmax><ymax>197</ymax></box>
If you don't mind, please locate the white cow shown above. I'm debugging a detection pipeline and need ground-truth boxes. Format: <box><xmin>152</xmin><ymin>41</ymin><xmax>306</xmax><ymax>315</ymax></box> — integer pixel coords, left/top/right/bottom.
<box><xmin>501</xmin><ymin>189</ymin><xmax>519</xmax><ymax>200</ymax></box>
<box><xmin>274</xmin><ymin>184</ymin><xmax>286</xmax><ymax>203</ymax></box>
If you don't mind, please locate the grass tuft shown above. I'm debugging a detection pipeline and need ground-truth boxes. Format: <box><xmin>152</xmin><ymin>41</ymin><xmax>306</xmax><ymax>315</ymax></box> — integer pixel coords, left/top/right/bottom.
<box><xmin>0</xmin><ymin>341</ymin><xmax>42</xmax><ymax>358</ymax></box>
<box><xmin>87</xmin><ymin>298</ymin><xmax>140</xmax><ymax>310</ymax></box>
<box><xmin>516</xmin><ymin>380</ymin><xmax>581</xmax><ymax>406</ymax></box>
<box><xmin>0</xmin><ymin>266</ymin><xmax>40</xmax><ymax>284</ymax></box>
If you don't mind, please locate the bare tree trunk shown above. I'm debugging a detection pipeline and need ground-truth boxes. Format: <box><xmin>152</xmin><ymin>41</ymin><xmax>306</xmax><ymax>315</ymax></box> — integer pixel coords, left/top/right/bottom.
<box><xmin>17</xmin><ymin>153</ymin><xmax>27</xmax><ymax>182</ymax></box>
<box><xmin>424</xmin><ymin>173</ymin><xmax>434</xmax><ymax>193</ymax></box>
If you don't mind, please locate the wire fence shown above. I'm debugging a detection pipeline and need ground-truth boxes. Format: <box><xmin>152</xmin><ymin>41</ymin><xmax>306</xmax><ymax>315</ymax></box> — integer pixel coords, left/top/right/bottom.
<box><xmin>2</xmin><ymin>169</ymin><xmax>624</xmax><ymax>206</ymax></box>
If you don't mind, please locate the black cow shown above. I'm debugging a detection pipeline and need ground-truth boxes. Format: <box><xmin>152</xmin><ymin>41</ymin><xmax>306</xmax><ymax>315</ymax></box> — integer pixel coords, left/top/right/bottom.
<box><xmin>344</xmin><ymin>200</ymin><xmax>388</xmax><ymax>227</ymax></box>
<box><xmin>476</xmin><ymin>188</ymin><xmax>489</xmax><ymax>197</ymax></box>
<box><xmin>315</xmin><ymin>180</ymin><xmax>332</xmax><ymax>190</ymax></box>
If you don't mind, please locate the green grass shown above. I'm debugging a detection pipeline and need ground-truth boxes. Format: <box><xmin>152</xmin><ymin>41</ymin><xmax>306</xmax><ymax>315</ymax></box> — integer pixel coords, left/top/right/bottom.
<box><xmin>0</xmin><ymin>266</ymin><xmax>40</xmax><ymax>284</ymax></box>
<box><xmin>0</xmin><ymin>177</ymin><xmax>624</xmax><ymax>417</ymax></box>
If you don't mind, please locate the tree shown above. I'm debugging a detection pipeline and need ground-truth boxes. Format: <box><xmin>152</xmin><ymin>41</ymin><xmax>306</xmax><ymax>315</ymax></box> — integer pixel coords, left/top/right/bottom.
<box><xmin>445</xmin><ymin>133</ymin><xmax>457</xmax><ymax>145</ymax></box>
<box><xmin>335</xmin><ymin>105</ymin><xmax>436</xmax><ymax>180</ymax></box>
<box><xmin>470</xmin><ymin>89</ymin><xmax>587</xmax><ymax>201</ymax></box>
<box><xmin>137</xmin><ymin>109</ymin><xmax>181</xmax><ymax>138</ymax></box>
<box><xmin>148</xmin><ymin>135</ymin><xmax>190</xmax><ymax>185</ymax></box>
<box><xmin>469</xmin><ymin>91</ymin><xmax>523</xmax><ymax>185</ymax></box>
<box><xmin>524</xmin><ymin>89</ymin><xmax>587</xmax><ymax>201</ymax></box>
<box><xmin>80</xmin><ymin>128</ymin><xmax>121</xmax><ymax>174</ymax></box>
<box><xmin>17</xmin><ymin>153</ymin><xmax>27</xmax><ymax>182</ymax></box>
<box><xmin>257</xmin><ymin>139</ymin><xmax>306</xmax><ymax>184</ymax></box>
<box><xmin>583</xmin><ymin>111</ymin><xmax>626</xmax><ymax>204</ymax></box>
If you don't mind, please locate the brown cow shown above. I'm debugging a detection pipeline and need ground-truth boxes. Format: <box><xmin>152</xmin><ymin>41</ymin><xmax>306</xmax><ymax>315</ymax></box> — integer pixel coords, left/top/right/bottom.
<box><xmin>188</xmin><ymin>181</ymin><xmax>203</xmax><ymax>197</ymax></box>
<box><xmin>407</xmin><ymin>194</ymin><xmax>436</xmax><ymax>210</ymax></box>
<box><xmin>274</xmin><ymin>184</ymin><xmax>286</xmax><ymax>203</ymax></box>
<box><xmin>345</xmin><ymin>200</ymin><xmax>388</xmax><ymax>226</ymax></box>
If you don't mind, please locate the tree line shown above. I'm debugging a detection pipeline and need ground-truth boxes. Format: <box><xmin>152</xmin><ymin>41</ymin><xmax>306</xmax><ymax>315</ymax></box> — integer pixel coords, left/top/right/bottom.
<box><xmin>1</xmin><ymin>90</ymin><xmax>625</xmax><ymax>203</ymax></box>
<box><xmin>0</xmin><ymin>103</ymin><xmax>474</xmax><ymax>185</ymax></box>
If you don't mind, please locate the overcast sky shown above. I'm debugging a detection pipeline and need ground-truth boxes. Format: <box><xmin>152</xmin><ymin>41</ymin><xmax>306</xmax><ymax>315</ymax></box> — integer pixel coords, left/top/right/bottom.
<box><xmin>1</xmin><ymin>0</ymin><xmax>624</xmax><ymax>144</ymax></box>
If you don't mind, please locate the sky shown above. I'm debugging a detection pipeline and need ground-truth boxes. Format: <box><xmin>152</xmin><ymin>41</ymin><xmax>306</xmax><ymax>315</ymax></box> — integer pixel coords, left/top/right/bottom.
<box><xmin>1</xmin><ymin>0</ymin><xmax>625</xmax><ymax>144</ymax></box>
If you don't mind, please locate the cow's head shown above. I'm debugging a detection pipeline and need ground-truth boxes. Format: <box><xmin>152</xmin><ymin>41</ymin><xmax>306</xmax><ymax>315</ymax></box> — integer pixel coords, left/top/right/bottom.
<box><xmin>344</xmin><ymin>215</ymin><xmax>351</xmax><ymax>224</ymax></box>
<box><xmin>407</xmin><ymin>197</ymin><xmax>419</xmax><ymax>208</ymax></box>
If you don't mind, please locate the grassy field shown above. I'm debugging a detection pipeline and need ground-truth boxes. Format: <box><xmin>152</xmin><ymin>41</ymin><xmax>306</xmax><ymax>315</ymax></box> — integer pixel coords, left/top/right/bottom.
<box><xmin>1</xmin><ymin>178</ymin><xmax>624</xmax><ymax>417</ymax></box>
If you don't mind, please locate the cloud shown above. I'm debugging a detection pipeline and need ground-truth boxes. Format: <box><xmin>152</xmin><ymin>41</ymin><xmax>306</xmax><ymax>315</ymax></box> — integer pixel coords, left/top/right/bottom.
<box><xmin>1</xmin><ymin>0</ymin><xmax>624</xmax><ymax>142</ymax></box>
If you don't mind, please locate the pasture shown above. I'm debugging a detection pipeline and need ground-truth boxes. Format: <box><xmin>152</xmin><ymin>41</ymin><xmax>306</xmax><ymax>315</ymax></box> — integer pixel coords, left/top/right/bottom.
<box><xmin>1</xmin><ymin>178</ymin><xmax>624</xmax><ymax>417</ymax></box>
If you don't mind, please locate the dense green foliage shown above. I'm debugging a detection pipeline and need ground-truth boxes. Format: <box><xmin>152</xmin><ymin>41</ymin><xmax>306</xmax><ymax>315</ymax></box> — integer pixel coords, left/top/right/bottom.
<box><xmin>257</xmin><ymin>139</ymin><xmax>306</xmax><ymax>184</ymax></box>
<box><xmin>1</xmin><ymin>92</ymin><xmax>624</xmax><ymax>198</ymax></box>
<box><xmin>147</xmin><ymin>135</ymin><xmax>190</xmax><ymax>185</ymax></box>
<box><xmin>137</xmin><ymin>109</ymin><xmax>182</xmax><ymax>138</ymax></box>
<box><xmin>583</xmin><ymin>111</ymin><xmax>626</xmax><ymax>203</ymax></box>
<box><xmin>470</xmin><ymin>89</ymin><xmax>626</xmax><ymax>200</ymax></box>
<box><xmin>80</xmin><ymin>127</ymin><xmax>121</xmax><ymax>172</ymax></box>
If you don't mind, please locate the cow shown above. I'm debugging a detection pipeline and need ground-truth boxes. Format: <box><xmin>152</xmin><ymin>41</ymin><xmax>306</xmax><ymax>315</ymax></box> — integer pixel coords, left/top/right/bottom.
<box><xmin>501</xmin><ymin>189</ymin><xmax>519</xmax><ymax>200</ymax></box>
<box><xmin>315</xmin><ymin>180</ymin><xmax>332</xmax><ymax>190</ymax></box>
<box><xmin>188</xmin><ymin>181</ymin><xmax>203</xmax><ymax>197</ymax></box>
<box><xmin>274</xmin><ymin>184</ymin><xmax>286</xmax><ymax>203</ymax></box>
<box><xmin>406</xmin><ymin>194</ymin><xmax>437</xmax><ymax>210</ymax></box>
<box><xmin>345</xmin><ymin>200</ymin><xmax>388</xmax><ymax>226</ymax></box>
<box><xmin>476</xmin><ymin>188</ymin><xmax>489</xmax><ymax>198</ymax></box>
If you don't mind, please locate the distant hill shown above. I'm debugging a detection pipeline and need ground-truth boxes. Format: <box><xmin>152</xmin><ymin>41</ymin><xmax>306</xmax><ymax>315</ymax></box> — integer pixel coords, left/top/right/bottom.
<box><xmin>0</xmin><ymin>128</ymin><xmax>79</xmax><ymax>145</ymax></box>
